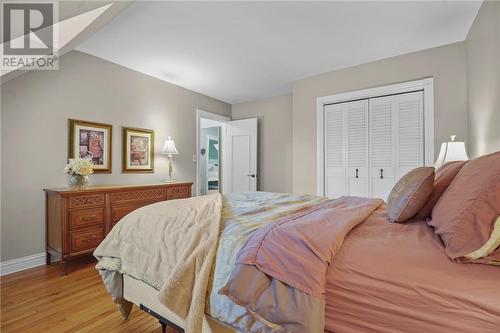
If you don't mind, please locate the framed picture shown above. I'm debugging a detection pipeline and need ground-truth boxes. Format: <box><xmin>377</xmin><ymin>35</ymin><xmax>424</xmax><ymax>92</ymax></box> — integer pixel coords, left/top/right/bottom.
<box><xmin>122</xmin><ymin>127</ymin><xmax>154</xmax><ymax>173</ymax></box>
<box><xmin>69</xmin><ymin>119</ymin><xmax>112</xmax><ymax>173</ymax></box>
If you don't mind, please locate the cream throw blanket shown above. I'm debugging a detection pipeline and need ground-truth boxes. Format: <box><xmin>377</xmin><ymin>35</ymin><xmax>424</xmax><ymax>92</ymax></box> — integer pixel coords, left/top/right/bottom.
<box><xmin>94</xmin><ymin>193</ymin><xmax>222</xmax><ymax>333</ymax></box>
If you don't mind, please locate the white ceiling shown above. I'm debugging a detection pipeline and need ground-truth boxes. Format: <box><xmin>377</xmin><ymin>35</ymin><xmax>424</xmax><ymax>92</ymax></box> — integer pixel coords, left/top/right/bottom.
<box><xmin>77</xmin><ymin>1</ymin><xmax>482</xmax><ymax>104</ymax></box>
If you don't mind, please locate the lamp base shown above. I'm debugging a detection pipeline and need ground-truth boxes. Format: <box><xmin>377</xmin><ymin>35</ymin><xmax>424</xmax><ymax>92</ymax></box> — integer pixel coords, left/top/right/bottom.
<box><xmin>162</xmin><ymin>177</ymin><xmax>176</xmax><ymax>183</ymax></box>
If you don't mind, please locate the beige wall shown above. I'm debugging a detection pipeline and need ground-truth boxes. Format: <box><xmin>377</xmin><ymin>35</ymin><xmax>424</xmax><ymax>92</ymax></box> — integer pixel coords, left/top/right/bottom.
<box><xmin>465</xmin><ymin>1</ymin><xmax>500</xmax><ymax>157</ymax></box>
<box><xmin>292</xmin><ymin>42</ymin><xmax>468</xmax><ymax>195</ymax></box>
<box><xmin>0</xmin><ymin>51</ymin><xmax>230</xmax><ymax>262</ymax></box>
<box><xmin>232</xmin><ymin>94</ymin><xmax>293</xmax><ymax>193</ymax></box>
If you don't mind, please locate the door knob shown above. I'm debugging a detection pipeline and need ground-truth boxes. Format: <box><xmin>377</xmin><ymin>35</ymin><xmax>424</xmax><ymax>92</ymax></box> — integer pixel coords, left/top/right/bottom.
<box><xmin>247</xmin><ymin>174</ymin><xmax>256</xmax><ymax>178</ymax></box>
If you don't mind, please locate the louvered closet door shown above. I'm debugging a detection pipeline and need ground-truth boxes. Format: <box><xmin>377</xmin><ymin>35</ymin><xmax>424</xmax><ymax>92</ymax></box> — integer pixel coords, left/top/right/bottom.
<box><xmin>395</xmin><ymin>91</ymin><xmax>424</xmax><ymax>180</ymax></box>
<box><xmin>324</xmin><ymin>104</ymin><xmax>346</xmax><ymax>198</ymax></box>
<box><xmin>346</xmin><ymin>100</ymin><xmax>369</xmax><ymax>197</ymax></box>
<box><xmin>369</xmin><ymin>96</ymin><xmax>396</xmax><ymax>200</ymax></box>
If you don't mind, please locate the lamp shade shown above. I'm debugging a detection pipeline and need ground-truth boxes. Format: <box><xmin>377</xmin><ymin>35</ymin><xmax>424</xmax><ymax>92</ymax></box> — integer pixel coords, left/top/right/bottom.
<box><xmin>434</xmin><ymin>135</ymin><xmax>468</xmax><ymax>168</ymax></box>
<box><xmin>161</xmin><ymin>136</ymin><xmax>179</xmax><ymax>155</ymax></box>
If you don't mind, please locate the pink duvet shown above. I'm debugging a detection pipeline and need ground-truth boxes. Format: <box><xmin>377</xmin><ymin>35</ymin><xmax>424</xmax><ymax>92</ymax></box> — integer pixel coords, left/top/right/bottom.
<box><xmin>221</xmin><ymin>198</ymin><xmax>500</xmax><ymax>332</ymax></box>
<box><xmin>325</xmin><ymin>204</ymin><xmax>500</xmax><ymax>333</ymax></box>
<box><xmin>221</xmin><ymin>196</ymin><xmax>383</xmax><ymax>332</ymax></box>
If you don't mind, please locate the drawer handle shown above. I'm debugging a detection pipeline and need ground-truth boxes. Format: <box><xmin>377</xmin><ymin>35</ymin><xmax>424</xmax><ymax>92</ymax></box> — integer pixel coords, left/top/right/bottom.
<box><xmin>380</xmin><ymin>169</ymin><xmax>384</xmax><ymax>179</ymax></box>
<box><xmin>81</xmin><ymin>215</ymin><xmax>97</xmax><ymax>221</ymax></box>
<box><xmin>355</xmin><ymin>169</ymin><xmax>359</xmax><ymax>178</ymax></box>
<box><xmin>85</xmin><ymin>198</ymin><xmax>91</xmax><ymax>203</ymax></box>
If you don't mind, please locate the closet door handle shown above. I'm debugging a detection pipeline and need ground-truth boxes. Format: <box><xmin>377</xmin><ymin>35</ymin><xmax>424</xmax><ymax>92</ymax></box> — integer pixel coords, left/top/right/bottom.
<box><xmin>355</xmin><ymin>169</ymin><xmax>359</xmax><ymax>178</ymax></box>
<box><xmin>380</xmin><ymin>169</ymin><xmax>384</xmax><ymax>179</ymax></box>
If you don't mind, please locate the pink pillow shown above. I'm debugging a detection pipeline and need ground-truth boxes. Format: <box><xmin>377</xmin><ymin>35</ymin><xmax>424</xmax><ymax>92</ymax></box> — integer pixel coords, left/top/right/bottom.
<box><xmin>430</xmin><ymin>151</ymin><xmax>500</xmax><ymax>263</ymax></box>
<box><xmin>417</xmin><ymin>161</ymin><xmax>468</xmax><ymax>219</ymax></box>
<box><xmin>386</xmin><ymin>167</ymin><xmax>435</xmax><ymax>223</ymax></box>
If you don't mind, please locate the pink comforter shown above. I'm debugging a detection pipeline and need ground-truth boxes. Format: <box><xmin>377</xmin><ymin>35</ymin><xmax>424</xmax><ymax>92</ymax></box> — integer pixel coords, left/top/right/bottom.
<box><xmin>325</xmin><ymin>204</ymin><xmax>500</xmax><ymax>333</ymax></box>
<box><xmin>220</xmin><ymin>196</ymin><xmax>383</xmax><ymax>332</ymax></box>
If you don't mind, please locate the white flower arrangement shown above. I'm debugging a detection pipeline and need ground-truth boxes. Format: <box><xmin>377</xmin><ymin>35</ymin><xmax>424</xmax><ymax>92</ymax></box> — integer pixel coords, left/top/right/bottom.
<box><xmin>64</xmin><ymin>157</ymin><xmax>94</xmax><ymax>176</ymax></box>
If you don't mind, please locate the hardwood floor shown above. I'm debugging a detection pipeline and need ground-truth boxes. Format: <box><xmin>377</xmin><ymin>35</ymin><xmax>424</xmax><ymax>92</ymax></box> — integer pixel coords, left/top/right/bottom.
<box><xmin>0</xmin><ymin>257</ymin><xmax>172</xmax><ymax>332</ymax></box>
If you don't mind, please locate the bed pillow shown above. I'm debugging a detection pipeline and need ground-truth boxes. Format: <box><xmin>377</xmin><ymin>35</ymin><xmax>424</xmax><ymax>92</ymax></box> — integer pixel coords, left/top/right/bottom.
<box><xmin>430</xmin><ymin>151</ymin><xmax>500</xmax><ymax>263</ymax></box>
<box><xmin>387</xmin><ymin>167</ymin><xmax>435</xmax><ymax>223</ymax></box>
<box><xmin>417</xmin><ymin>160</ymin><xmax>468</xmax><ymax>219</ymax></box>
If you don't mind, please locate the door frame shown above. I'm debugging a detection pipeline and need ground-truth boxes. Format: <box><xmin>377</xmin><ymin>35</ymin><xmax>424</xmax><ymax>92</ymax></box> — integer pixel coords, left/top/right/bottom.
<box><xmin>315</xmin><ymin>78</ymin><xmax>434</xmax><ymax>196</ymax></box>
<box><xmin>196</xmin><ymin>109</ymin><xmax>231</xmax><ymax>196</ymax></box>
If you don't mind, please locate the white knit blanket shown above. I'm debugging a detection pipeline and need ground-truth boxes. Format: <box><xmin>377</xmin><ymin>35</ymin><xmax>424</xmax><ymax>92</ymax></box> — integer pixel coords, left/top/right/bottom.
<box><xmin>94</xmin><ymin>193</ymin><xmax>222</xmax><ymax>333</ymax></box>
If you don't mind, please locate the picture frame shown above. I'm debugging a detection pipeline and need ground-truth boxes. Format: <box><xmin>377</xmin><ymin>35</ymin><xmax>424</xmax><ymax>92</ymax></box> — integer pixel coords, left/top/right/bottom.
<box><xmin>122</xmin><ymin>127</ymin><xmax>155</xmax><ymax>173</ymax></box>
<box><xmin>69</xmin><ymin>119</ymin><xmax>112</xmax><ymax>173</ymax></box>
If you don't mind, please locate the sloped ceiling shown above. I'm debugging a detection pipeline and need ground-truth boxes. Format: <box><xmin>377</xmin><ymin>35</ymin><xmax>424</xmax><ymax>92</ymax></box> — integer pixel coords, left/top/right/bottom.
<box><xmin>1</xmin><ymin>1</ymin><xmax>133</xmax><ymax>84</ymax></box>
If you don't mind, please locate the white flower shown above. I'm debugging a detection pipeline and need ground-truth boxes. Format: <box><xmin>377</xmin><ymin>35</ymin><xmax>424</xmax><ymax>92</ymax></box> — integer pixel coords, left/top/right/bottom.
<box><xmin>64</xmin><ymin>157</ymin><xmax>94</xmax><ymax>176</ymax></box>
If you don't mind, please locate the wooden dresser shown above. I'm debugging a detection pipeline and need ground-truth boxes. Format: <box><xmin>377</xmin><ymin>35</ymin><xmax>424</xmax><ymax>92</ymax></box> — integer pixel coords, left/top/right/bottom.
<box><xmin>44</xmin><ymin>182</ymin><xmax>192</xmax><ymax>275</ymax></box>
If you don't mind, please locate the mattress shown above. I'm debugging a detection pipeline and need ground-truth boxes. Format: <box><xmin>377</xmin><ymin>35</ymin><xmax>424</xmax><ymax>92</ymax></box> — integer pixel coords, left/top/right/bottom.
<box><xmin>325</xmin><ymin>205</ymin><xmax>500</xmax><ymax>333</ymax></box>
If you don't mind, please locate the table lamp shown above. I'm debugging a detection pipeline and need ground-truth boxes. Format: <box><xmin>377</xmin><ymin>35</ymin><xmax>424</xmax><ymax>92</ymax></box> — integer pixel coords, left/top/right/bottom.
<box><xmin>434</xmin><ymin>135</ymin><xmax>469</xmax><ymax>169</ymax></box>
<box><xmin>160</xmin><ymin>136</ymin><xmax>179</xmax><ymax>182</ymax></box>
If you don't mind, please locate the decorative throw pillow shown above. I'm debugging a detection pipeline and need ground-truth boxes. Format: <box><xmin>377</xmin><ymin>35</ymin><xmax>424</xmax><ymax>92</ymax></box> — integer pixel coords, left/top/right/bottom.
<box><xmin>430</xmin><ymin>151</ymin><xmax>500</xmax><ymax>264</ymax></box>
<box><xmin>386</xmin><ymin>167</ymin><xmax>435</xmax><ymax>223</ymax></box>
<box><xmin>417</xmin><ymin>160</ymin><xmax>468</xmax><ymax>219</ymax></box>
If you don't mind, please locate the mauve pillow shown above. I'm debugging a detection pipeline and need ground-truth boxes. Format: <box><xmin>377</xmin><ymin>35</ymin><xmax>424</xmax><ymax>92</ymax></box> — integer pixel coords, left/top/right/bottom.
<box><xmin>470</xmin><ymin>242</ymin><xmax>500</xmax><ymax>266</ymax></box>
<box><xmin>417</xmin><ymin>160</ymin><xmax>468</xmax><ymax>219</ymax></box>
<box><xmin>387</xmin><ymin>167</ymin><xmax>435</xmax><ymax>223</ymax></box>
<box><xmin>430</xmin><ymin>151</ymin><xmax>500</xmax><ymax>263</ymax></box>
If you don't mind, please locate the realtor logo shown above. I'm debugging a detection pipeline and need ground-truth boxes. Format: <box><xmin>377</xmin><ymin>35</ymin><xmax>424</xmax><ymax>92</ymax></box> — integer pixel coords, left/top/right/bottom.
<box><xmin>1</xmin><ymin>1</ymin><xmax>58</xmax><ymax>70</ymax></box>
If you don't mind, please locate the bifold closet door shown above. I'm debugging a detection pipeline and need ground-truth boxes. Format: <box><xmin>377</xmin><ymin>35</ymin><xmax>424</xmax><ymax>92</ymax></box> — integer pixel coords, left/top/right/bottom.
<box><xmin>324</xmin><ymin>100</ymin><xmax>369</xmax><ymax>198</ymax></box>
<box><xmin>324</xmin><ymin>91</ymin><xmax>423</xmax><ymax>200</ymax></box>
<box><xmin>369</xmin><ymin>96</ymin><xmax>396</xmax><ymax>200</ymax></box>
<box><xmin>369</xmin><ymin>91</ymin><xmax>424</xmax><ymax>199</ymax></box>
<box><xmin>394</xmin><ymin>91</ymin><xmax>424</xmax><ymax>180</ymax></box>
<box><xmin>346</xmin><ymin>100</ymin><xmax>369</xmax><ymax>197</ymax></box>
<box><xmin>324</xmin><ymin>103</ymin><xmax>346</xmax><ymax>198</ymax></box>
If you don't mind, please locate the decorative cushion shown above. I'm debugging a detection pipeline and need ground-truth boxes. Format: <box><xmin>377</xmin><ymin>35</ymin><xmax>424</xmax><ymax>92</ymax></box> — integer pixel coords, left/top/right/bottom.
<box><xmin>417</xmin><ymin>160</ymin><xmax>468</xmax><ymax>219</ymax></box>
<box><xmin>430</xmin><ymin>151</ymin><xmax>500</xmax><ymax>263</ymax></box>
<box><xmin>386</xmin><ymin>167</ymin><xmax>435</xmax><ymax>223</ymax></box>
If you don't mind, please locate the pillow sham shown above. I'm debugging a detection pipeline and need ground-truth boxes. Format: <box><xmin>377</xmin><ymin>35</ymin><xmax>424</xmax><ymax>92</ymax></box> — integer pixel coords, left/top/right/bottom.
<box><xmin>430</xmin><ymin>151</ymin><xmax>500</xmax><ymax>263</ymax></box>
<box><xmin>417</xmin><ymin>160</ymin><xmax>468</xmax><ymax>219</ymax></box>
<box><xmin>386</xmin><ymin>167</ymin><xmax>435</xmax><ymax>223</ymax></box>
<box><xmin>462</xmin><ymin>216</ymin><xmax>500</xmax><ymax>265</ymax></box>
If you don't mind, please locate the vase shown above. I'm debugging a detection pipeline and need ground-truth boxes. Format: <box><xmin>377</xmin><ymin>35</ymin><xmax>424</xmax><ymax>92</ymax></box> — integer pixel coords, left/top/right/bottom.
<box><xmin>68</xmin><ymin>174</ymin><xmax>89</xmax><ymax>188</ymax></box>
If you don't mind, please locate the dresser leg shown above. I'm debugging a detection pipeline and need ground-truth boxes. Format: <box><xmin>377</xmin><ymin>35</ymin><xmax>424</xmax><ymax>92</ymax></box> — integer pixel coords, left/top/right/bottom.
<box><xmin>160</xmin><ymin>321</ymin><xmax>166</xmax><ymax>333</ymax></box>
<box><xmin>46</xmin><ymin>252</ymin><xmax>51</xmax><ymax>265</ymax></box>
<box><xmin>61</xmin><ymin>259</ymin><xmax>68</xmax><ymax>276</ymax></box>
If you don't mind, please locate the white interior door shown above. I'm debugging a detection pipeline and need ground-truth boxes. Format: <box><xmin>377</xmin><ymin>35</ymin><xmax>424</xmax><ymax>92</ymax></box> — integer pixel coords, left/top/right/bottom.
<box><xmin>224</xmin><ymin>118</ymin><xmax>258</xmax><ymax>194</ymax></box>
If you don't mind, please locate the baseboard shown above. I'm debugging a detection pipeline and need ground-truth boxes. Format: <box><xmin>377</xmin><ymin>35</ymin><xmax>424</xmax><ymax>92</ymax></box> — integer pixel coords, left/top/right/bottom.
<box><xmin>0</xmin><ymin>252</ymin><xmax>46</xmax><ymax>276</ymax></box>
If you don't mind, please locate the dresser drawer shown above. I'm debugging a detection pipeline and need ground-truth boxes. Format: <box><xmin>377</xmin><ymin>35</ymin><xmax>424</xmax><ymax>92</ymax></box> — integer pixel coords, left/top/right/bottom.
<box><xmin>69</xmin><ymin>208</ymin><xmax>104</xmax><ymax>230</ymax></box>
<box><xmin>110</xmin><ymin>189</ymin><xmax>166</xmax><ymax>204</ymax></box>
<box><xmin>68</xmin><ymin>194</ymin><xmax>105</xmax><ymax>209</ymax></box>
<box><xmin>167</xmin><ymin>186</ymin><xmax>191</xmax><ymax>200</ymax></box>
<box><xmin>70</xmin><ymin>228</ymin><xmax>104</xmax><ymax>253</ymax></box>
<box><xmin>112</xmin><ymin>204</ymin><xmax>143</xmax><ymax>224</ymax></box>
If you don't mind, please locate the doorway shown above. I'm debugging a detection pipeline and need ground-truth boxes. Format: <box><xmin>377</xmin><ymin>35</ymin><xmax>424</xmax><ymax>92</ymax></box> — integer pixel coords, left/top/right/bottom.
<box><xmin>196</xmin><ymin>110</ymin><xmax>230</xmax><ymax>196</ymax></box>
<box><xmin>196</xmin><ymin>109</ymin><xmax>258</xmax><ymax>196</ymax></box>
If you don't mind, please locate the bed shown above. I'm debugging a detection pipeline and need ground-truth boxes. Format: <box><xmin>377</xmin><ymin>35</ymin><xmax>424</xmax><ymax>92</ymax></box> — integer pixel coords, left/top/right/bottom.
<box><xmin>95</xmin><ymin>192</ymin><xmax>499</xmax><ymax>333</ymax></box>
<box><xmin>94</xmin><ymin>154</ymin><xmax>500</xmax><ymax>333</ymax></box>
